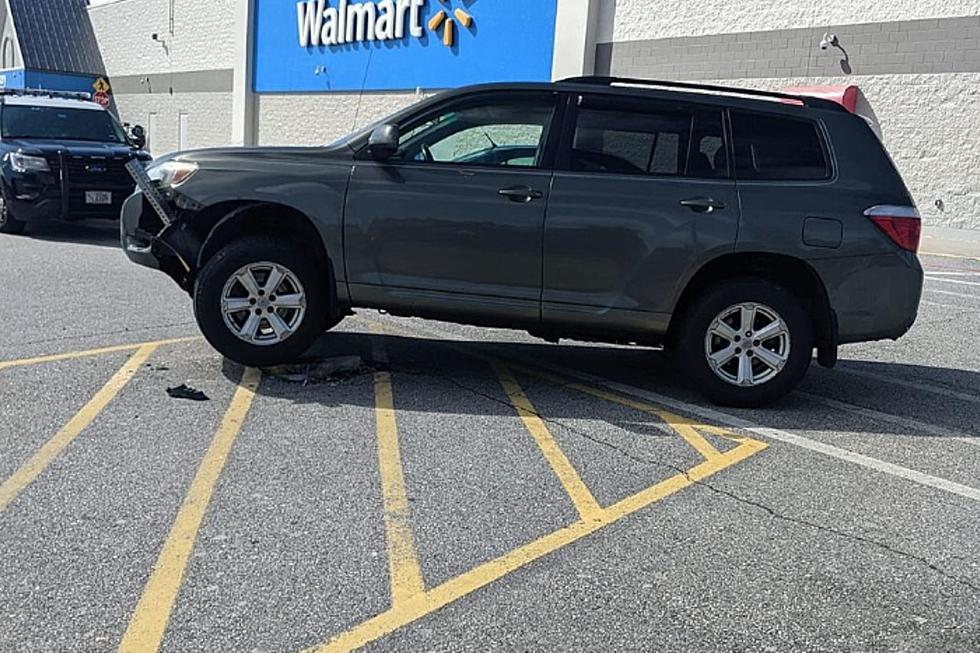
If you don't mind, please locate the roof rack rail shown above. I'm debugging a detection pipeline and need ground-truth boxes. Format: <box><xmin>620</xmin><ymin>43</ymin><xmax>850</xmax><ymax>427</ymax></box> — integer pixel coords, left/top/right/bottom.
<box><xmin>0</xmin><ymin>88</ymin><xmax>93</xmax><ymax>102</ymax></box>
<box><xmin>560</xmin><ymin>76</ymin><xmax>847</xmax><ymax>112</ymax></box>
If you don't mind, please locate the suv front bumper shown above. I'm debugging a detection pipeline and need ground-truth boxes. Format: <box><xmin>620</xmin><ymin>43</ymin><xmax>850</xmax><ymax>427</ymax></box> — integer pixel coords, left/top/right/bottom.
<box><xmin>121</xmin><ymin>190</ymin><xmax>196</xmax><ymax>290</ymax></box>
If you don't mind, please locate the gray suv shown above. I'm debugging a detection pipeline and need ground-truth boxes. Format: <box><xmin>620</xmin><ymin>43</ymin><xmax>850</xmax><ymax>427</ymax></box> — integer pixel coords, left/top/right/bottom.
<box><xmin>121</xmin><ymin>77</ymin><xmax>923</xmax><ymax>407</ymax></box>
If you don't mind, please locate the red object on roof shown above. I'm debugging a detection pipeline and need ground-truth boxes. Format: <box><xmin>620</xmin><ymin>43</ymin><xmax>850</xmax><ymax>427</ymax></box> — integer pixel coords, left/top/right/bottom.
<box><xmin>781</xmin><ymin>85</ymin><xmax>860</xmax><ymax>113</ymax></box>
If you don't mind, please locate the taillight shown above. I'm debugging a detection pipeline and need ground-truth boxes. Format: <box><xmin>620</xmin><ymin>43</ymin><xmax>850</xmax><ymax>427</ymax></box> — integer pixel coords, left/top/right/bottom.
<box><xmin>864</xmin><ymin>205</ymin><xmax>921</xmax><ymax>252</ymax></box>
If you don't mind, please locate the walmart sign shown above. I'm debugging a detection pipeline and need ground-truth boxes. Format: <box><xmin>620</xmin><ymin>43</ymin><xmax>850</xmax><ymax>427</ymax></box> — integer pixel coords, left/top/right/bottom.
<box><xmin>253</xmin><ymin>0</ymin><xmax>559</xmax><ymax>92</ymax></box>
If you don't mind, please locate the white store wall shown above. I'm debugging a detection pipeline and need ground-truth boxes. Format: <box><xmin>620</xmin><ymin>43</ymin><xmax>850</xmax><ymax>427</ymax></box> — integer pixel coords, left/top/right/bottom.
<box><xmin>597</xmin><ymin>0</ymin><xmax>980</xmax><ymax>41</ymax></box>
<box><xmin>89</xmin><ymin>0</ymin><xmax>237</xmax><ymax>158</ymax></box>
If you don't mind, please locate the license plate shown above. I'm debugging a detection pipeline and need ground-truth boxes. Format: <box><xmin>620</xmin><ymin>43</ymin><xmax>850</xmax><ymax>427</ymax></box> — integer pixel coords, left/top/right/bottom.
<box><xmin>85</xmin><ymin>191</ymin><xmax>112</xmax><ymax>205</ymax></box>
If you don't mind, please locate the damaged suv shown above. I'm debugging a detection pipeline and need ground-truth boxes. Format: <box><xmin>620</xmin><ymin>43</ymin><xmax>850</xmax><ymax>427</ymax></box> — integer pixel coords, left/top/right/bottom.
<box><xmin>121</xmin><ymin>78</ymin><xmax>923</xmax><ymax>406</ymax></box>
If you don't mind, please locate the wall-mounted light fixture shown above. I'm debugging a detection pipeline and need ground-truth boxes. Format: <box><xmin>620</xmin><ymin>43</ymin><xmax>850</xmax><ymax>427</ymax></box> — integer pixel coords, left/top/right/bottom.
<box><xmin>819</xmin><ymin>32</ymin><xmax>839</xmax><ymax>51</ymax></box>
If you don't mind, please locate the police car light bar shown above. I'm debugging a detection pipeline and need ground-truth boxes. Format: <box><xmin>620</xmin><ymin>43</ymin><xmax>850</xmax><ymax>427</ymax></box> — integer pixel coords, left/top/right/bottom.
<box><xmin>0</xmin><ymin>88</ymin><xmax>93</xmax><ymax>101</ymax></box>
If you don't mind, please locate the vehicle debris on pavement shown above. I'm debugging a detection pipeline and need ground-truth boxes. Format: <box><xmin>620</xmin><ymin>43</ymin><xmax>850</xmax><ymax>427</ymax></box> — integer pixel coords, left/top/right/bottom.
<box><xmin>166</xmin><ymin>384</ymin><xmax>210</xmax><ymax>401</ymax></box>
<box><xmin>263</xmin><ymin>355</ymin><xmax>368</xmax><ymax>385</ymax></box>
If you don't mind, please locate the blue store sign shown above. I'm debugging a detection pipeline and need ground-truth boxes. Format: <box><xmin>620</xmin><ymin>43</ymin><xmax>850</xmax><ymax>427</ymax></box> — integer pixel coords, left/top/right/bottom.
<box><xmin>253</xmin><ymin>0</ymin><xmax>559</xmax><ymax>92</ymax></box>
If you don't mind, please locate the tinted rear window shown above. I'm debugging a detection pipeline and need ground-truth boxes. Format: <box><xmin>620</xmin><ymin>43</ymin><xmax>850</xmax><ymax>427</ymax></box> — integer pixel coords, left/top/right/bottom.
<box><xmin>731</xmin><ymin>111</ymin><xmax>830</xmax><ymax>181</ymax></box>
<box><xmin>569</xmin><ymin>101</ymin><xmax>727</xmax><ymax>179</ymax></box>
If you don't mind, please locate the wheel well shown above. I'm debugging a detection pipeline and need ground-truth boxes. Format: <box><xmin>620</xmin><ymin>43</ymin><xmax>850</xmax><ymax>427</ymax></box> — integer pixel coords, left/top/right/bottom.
<box><xmin>192</xmin><ymin>201</ymin><xmax>336</xmax><ymax>302</ymax></box>
<box><xmin>668</xmin><ymin>253</ymin><xmax>835</xmax><ymax>348</ymax></box>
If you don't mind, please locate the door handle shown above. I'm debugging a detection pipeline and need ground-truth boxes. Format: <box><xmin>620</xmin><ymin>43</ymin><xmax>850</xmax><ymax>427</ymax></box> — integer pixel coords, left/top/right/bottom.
<box><xmin>680</xmin><ymin>197</ymin><xmax>726</xmax><ymax>214</ymax></box>
<box><xmin>498</xmin><ymin>186</ymin><xmax>543</xmax><ymax>203</ymax></box>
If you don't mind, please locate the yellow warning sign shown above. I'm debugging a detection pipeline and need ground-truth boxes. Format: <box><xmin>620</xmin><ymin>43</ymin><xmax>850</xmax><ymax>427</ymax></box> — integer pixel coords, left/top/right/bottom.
<box><xmin>93</xmin><ymin>77</ymin><xmax>111</xmax><ymax>94</ymax></box>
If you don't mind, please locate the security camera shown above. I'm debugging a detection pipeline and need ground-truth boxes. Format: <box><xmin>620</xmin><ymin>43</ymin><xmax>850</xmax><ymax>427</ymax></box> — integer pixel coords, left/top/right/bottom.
<box><xmin>820</xmin><ymin>33</ymin><xmax>839</xmax><ymax>50</ymax></box>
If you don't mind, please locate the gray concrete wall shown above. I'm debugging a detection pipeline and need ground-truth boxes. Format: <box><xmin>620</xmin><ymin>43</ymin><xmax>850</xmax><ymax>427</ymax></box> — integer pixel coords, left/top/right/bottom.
<box><xmin>88</xmin><ymin>0</ymin><xmax>236</xmax><ymax>156</ymax></box>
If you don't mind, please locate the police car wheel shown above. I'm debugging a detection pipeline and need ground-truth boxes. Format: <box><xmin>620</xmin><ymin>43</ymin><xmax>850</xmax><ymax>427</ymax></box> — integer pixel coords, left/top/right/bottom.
<box><xmin>0</xmin><ymin>199</ymin><xmax>26</xmax><ymax>235</ymax></box>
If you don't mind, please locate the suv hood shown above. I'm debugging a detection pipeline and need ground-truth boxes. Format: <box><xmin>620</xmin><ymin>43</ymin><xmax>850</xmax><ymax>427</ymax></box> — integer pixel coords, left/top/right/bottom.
<box><xmin>164</xmin><ymin>144</ymin><xmax>354</xmax><ymax>172</ymax></box>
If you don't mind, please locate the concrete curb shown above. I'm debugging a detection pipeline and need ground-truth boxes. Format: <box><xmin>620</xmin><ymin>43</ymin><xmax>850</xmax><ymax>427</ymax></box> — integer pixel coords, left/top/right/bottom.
<box><xmin>920</xmin><ymin>225</ymin><xmax>980</xmax><ymax>260</ymax></box>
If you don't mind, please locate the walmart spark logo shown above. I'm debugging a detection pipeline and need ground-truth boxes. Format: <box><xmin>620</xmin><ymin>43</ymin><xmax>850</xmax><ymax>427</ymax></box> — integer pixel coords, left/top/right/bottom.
<box><xmin>297</xmin><ymin>0</ymin><xmax>476</xmax><ymax>49</ymax></box>
<box><xmin>427</xmin><ymin>0</ymin><xmax>474</xmax><ymax>48</ymax></box>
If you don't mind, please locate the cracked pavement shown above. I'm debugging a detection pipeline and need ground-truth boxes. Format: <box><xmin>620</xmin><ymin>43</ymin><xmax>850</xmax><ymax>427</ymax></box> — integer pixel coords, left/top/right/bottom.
<box><xmin>1</xmin><ymin>223</ymin><xmax>979</xmax><ymax>652</ymax></box>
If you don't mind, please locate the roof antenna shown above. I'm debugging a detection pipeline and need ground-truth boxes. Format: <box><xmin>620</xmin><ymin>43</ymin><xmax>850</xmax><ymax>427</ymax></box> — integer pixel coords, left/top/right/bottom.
<box><xmin>350</xmin><ymin>47</ymin><xmax>376</xmax><ymax>133</ymax></box>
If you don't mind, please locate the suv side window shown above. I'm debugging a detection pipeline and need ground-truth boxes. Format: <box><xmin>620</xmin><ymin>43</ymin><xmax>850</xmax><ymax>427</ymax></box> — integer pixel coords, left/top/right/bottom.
<box><xmin>731</xmin><ymin>111</ymin><xmax>830</xmax><ymax>181</ymax></box>
<box><xmin>567</xmin><ymin>100</ymin><xmax>727</xmax><ymax>179</ymax></box>
<box><xmin>395</xmin><ymin>95</ymin><xmax>555</xmax><ymax>168</ymax></box>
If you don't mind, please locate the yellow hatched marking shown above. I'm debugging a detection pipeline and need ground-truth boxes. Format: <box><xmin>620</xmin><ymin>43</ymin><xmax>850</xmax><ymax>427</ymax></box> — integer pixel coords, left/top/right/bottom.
<box><xmin>501</xmin><ymin>361</ymin><xmax>726</xmax><ymax>461</ymax></box>
<box><xmin>323</xmin><ymin>318</ymin><xmax>767</xmax><ymax>652</ymax></box>
<box><xmin>118</xmin><ymin>367</ymin><xmax>261</xmax><ymax>653</ymax></box>
<box><xmin>371</xmin><ymin>335</ymin><xmax>425</xmax><ymax>606</ymax></box>
<box><xmin>305</xmin><ymin>438</ymin><xmax>766</xmax><ymax>653</ymax></box>
<box><xmin>492</xmin><ymin>361</ymin><xmax>603</xmax><ymax>522</ymax></box>
<box><xmin>0</xmin><ymin>336</ymin><xmax>199</xmax><ymax>372</ymax></box>
<box><xmin>0</xmin><ymin>344</ymin><xmax>158</xmax><ymax>513</ymax></box>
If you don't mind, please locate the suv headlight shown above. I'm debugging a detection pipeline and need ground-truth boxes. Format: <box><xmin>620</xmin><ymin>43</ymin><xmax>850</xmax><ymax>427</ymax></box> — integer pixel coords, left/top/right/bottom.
<box><xmin>148</xmin><ymin>161</ymin><xmax>199</xmax><ymax>188</ymax></box>
<box><xmin>7</xmin><ymin>152</ymin><xmax>50</xmax><ymax>173</ymax></box>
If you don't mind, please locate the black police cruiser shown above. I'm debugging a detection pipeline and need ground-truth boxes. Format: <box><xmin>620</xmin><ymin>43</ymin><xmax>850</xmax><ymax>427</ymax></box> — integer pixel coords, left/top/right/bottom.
<box><xmin>0</xmin><ymin>89</ymin><xmax>150</xmax><ymax>234</ymax></box>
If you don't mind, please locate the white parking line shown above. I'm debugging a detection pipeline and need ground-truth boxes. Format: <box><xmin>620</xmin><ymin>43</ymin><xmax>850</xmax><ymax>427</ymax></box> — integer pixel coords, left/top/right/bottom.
<box><xmin>541</xmin><ymin>365</ymin><xmax>980</xmax><ymax>502</ymax></box>
<box><xmin>797</xmin><ymin>391</ymin><xmax>980</xmax><ymax>448</ymax></box>
<box><xmin>925</xmin><ymin>277</ymin><xmax>980</xmax><ymax>288</ymax></box>
<box><xmin>924</xmin><ymin>271</ymin><xmax>980</xmax><ymax>277</ymax></box>
<box><xmin>921</xmin><ymin>300</ymin><xmax>963</xmax><ymax>310</ymax></box>
<box><xmin>836</xmin><ymin>365</ymin><xmax>980</xmax><ymax>407</ymax></box>
<box><xmin>926</xmin><ymin>288</ymin><xmax>980</xmax><ymax>300</ymax></box>
<box><xmin>361</xmin><ymin>316</ymin><xmax>980</xmax><ymax>504</ymax></box>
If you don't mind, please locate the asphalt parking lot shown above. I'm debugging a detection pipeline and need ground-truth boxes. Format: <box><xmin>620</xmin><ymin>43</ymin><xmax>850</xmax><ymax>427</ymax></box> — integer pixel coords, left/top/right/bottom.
<box><xmin>1</xmin><ymin>222</ymin><xmax>979</xmax><ymax>652</ymax></box>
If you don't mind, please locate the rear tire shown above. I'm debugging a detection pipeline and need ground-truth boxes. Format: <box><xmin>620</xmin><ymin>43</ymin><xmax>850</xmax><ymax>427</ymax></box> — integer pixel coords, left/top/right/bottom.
<box><xmin>194</xmin><ymin>238</ymin><xmax>331</xmax><ymax>367</ymax></box>
<box><xmin>676</xmin><ymin>278</ymin><xmax>813</xmax><ymax>407</ymax></box>
<box><xmin>0</xmin><ymin>199</ymin><xmax>26</xmax><ymax>235</ymax></box>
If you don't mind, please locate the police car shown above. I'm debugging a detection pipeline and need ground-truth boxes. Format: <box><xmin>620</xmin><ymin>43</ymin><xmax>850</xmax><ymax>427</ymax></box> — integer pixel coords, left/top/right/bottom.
<box><xmin>0</xmin><ymin>88</ymin><xmax>150</xmax><ymax>234</ymax></box>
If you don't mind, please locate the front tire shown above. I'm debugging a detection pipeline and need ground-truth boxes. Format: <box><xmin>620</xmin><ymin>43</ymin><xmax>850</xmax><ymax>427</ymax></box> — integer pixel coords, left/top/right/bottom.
<box><xmin>676</xmin><ymin>278</ymin><xmax>813</xmax><ymax>408</ymax></box>
<box><xmin>194</xmin><ymin>238</ymin><xmax>330</xmax><ymax>367</ymax></box>
<box><xmin>0</xmin><ymin>198</ymin><xmax>26</xmax><ymax>235</ymax></box>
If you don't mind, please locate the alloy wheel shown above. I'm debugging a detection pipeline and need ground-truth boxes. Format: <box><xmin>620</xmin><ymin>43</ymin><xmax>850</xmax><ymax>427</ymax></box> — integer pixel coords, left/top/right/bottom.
<box><xmin>703</xmin><ymin>302</ymin><xmax>791</xmax><ymax>387</ymax></box>
<box><xmin>220</xmin><ymin>261</ymin><xmax>307</xmax><ymax>346</ymax></box>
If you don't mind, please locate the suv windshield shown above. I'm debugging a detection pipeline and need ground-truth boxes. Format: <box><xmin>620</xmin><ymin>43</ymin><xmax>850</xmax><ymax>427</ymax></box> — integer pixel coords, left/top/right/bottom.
<box><xmin>1</xmin><ymin>105</ymin><xmax>128</xmax><ymax>143</ymax></box>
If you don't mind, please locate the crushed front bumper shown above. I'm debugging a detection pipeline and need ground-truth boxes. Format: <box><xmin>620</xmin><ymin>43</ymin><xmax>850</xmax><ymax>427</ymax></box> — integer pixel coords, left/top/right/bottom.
<box><xmin>120</xmin><ymin>190</ymin><xmax>199</xmax><ymax>291</ymax></box>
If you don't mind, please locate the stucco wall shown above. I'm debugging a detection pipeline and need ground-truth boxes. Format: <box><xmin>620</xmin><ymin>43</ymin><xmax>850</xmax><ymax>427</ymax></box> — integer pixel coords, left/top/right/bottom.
<box><xmin>114</xmin><ymin>91</ymin><xmax>234</xmax><ymax>158</ymax></box>
<box><xmin>255</xmin><ymin>91</ymin><xmax>430</xmax><ymax>146</ymax></box>
<box><xmin>88</xmin><ymin>0</ymin><xmax>237</xmax><ymax>77</ymax></box>
<box><xmin>719</xmin><ymin>75</ymin><xmax>980</xmax><ymax>230</ymax></box>
<box><xmin>89</xmin><ymin>0</ymin><xmax>237</xmax><ymax>153</ymax></box>
<box><xmin>597</xmin><ymin>0</ymin><xmax>980</xmax><ymax>41</ymax></box>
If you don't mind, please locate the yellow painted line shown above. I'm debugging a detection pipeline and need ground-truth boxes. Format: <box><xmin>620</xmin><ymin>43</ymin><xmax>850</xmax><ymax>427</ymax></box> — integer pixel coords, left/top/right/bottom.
<box><xmin>118</xmin><ymin>366</ymin><xmax>261</xmax><ymax>653</ymax></box>
<box><xmin>497</xmin><ymin>360</ymin><xmax>726</xmax><ymax>461</ymax></box>
<box><xmin>357</xmin><ymin>317</ymin><xmax>731</xmax><ymax>461</ymax></box>
<box><xmin>0</xmin><ymin>344</ymin><xmax>158</xmax><ymax>513</ymax></box>
<box><xmin>305</xmin><ymin>438</ymin><xmax>766</xmax><ymax>653</ymax></box>
<box><xmin>0</xmin><ymin>336</ymin><xmax>200</xmax><ymax>372</ymax></box>
<box><xmin>491</xmin><ymin>361</ymin><xmax>603</xmax><ymax>522</ymax></box>
<box><xmin>371</xmin><ymin>335</ymin><xmax>425</xmax><ymax>607</ymax></box>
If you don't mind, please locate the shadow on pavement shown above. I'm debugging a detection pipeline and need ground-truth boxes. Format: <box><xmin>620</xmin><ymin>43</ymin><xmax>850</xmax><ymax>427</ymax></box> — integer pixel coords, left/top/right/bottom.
<box><xmin>218</xmin><ymin>328</ymin><xmax>980</xmax><ymax>443</ymax></box>
<box><xmin>9</xmin><ymin>221</ymin><xmax>120</xmax><ymax>249</ymax></box>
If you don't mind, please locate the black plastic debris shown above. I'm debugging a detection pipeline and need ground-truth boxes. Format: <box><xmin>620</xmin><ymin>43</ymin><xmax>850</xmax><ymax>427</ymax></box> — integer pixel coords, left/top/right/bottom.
<box><xmin>263</xmin><ymin>355</ymin><xmax>367</xmax><ymax>385</ymax></box>
<box><xmin>166</xmin><ymin>384</ymin><xmax>210</xmax><ymax>401</ymax></box>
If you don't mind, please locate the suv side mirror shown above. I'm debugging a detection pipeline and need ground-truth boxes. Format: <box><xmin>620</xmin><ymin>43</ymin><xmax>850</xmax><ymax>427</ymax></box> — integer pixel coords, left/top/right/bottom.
<box><xmin>367</xmin><ymin>124</ymin><xmax>399</xmax><ymax>160</ymax></box>
<box><xmin>129</xmin><ymin>124</ymin><xmax>147</xmax><ymax>149</ymax></box>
